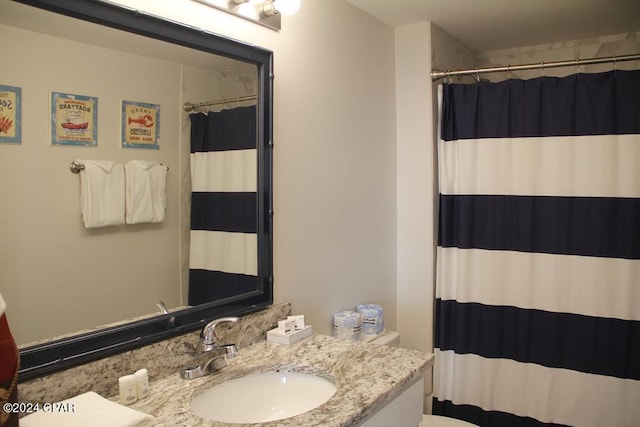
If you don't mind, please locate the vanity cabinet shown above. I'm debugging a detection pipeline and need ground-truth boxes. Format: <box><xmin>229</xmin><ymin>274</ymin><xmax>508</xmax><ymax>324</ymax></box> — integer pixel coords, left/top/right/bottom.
<box><xmin>361</xmin><ymin>378</ymin><xmax>424</xmax><ymax>427</ymax></box>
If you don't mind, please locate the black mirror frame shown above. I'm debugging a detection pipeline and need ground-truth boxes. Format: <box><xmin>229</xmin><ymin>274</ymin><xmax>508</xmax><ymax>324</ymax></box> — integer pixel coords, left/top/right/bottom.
<box><xmin>14</xmin><ymin>0</ymin><xmax>274</xmax><ymax>382</ymax></box>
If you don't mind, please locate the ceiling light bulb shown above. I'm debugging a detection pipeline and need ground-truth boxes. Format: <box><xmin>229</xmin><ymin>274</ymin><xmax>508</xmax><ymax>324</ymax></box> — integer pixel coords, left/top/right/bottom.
<box><xmin>264</xmin><ymin>0</ymin><xmax>300</xmax><ymax>16</ymax></box>
<box><xmin>273</xmin><ymin>0</ymin><xmax>300</xmax><ymax>15</ymax></box>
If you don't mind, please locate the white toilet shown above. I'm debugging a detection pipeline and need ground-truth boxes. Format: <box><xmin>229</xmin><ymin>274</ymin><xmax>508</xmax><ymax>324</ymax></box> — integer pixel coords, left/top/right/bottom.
<box><xmin>366</xmin><ymin>331</ymin><xmax>477</xmax><ymax>427</ymax></box>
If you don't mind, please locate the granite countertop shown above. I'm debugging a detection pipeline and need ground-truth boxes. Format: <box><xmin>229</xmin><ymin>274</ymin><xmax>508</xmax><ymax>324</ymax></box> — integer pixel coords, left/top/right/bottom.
<box><xmin>129</xmin><ymin>334</ymin><xmax>433</xmax><ymax>427</ymax></box>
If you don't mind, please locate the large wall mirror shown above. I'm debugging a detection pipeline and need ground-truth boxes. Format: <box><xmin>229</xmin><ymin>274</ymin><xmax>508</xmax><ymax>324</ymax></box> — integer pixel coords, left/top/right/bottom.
<box><xmin>0</xmin><ymin>0</ymin><xmax>273</xmax><ymax>381</ymax></box>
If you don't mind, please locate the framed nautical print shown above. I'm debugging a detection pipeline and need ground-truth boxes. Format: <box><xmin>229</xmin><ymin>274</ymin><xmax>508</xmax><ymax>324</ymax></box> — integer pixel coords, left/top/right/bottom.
<box><xmin>0</xmin><ymin>85</ymin><xmax>21</xmax><ymax>144</ymax></box>
<box><xmin>121</xmin><ymin>100</ymin><xmax>160</xmax><ymax>149</ymax></box>
<box><xmin>51</xmin><ymin>91</ymin><xmax>98</xmax><ymax>146</ymax></box>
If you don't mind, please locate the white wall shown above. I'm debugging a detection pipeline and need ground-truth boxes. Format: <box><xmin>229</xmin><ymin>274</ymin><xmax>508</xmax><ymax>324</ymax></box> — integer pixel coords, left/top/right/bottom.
<box><xmin>431</xmin><ymin>24</ymin><xmax>477</xmax><ymax>82</ymax></box>
<box><xmin>478</xmin><ymin>31</ymin><xmax>640</xmax><ymax>80</ymax></box>
<box><xmin>394</xmin><ymin>21</ymin><xmax>437</xmax><ymax>412</ymax></box>
<box><xmin>107</xmin><ymin>0</ymin><xmax>399</xmax><ymax>335</ymax></box>
<box><xmin>395</xmin><ymin>22</ymin><xmax>434</xmax><ymax>354</ymax></box>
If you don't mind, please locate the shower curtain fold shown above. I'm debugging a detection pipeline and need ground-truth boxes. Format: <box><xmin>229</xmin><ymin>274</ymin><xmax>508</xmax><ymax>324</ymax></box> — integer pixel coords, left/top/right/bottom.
<box><xmin>188</xmin><ymin>106</ymin><xmax>258</xmax><ymax>305</ymax></box>
<box><xmin>433</xmin><ymin>70</ymin><xmax>640</xmax><ymax>427</ymax></box>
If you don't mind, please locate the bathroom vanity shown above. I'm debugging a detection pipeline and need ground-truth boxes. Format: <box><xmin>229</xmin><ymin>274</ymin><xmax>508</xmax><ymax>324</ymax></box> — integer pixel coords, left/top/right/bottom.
<box><xmin>19</xmin><ymin>304</ymin><xmax>432</xmax><ymax>426</ymax></box>
<box><xmin>130</xmin><ymin>334</ymin><xmax>432</xmax><ymax>426</ymax></box>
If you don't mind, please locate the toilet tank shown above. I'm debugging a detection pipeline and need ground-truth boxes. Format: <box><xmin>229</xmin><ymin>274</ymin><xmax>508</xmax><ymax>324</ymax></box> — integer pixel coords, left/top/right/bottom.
<box><xmin>363</xmin><ymin>331</ymin><xmax>400</xmax><ymax>347</ymax></box>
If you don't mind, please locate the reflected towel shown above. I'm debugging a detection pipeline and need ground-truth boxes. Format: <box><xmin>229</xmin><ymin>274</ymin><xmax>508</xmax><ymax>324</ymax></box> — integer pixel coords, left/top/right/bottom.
<box><xmin>124</xmin><ymin>160</ymin><xmax>167</xmax><ymax>224</ymax></box>
<box><xmin>78</xmin><ymin>160</ymin><xmax>125</xmax><ymax>228</ymax></box>
<box><xmin>20</xmin><ymin>391</ymin><xmax>154</xmax><ymax>427</ymax></box>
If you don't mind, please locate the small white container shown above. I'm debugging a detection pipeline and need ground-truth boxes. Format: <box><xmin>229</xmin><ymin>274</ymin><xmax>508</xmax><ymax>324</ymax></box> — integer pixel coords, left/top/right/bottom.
<box><xmin>267</xmin><ymin>325</ymin><xmax>313</xmax><ymax>344</ymax></box>
<box><xmin>278</xmin><ymin>318</ymin><xmax>296</xmax><ymax>334</ymax></box>
<box><xmin>118</xmin><ymin>374</ymin><xmax>138</xmax><ymax>405</ymax></box>
<box><xmin>287</xmin><ymin>315</ymin><xmax>306</xmax><ymax>331</ymax></box>
<box><xmin>135</xmin><ymin>368</ymin><xmax>149</xmax><ymax>400</ymax></box>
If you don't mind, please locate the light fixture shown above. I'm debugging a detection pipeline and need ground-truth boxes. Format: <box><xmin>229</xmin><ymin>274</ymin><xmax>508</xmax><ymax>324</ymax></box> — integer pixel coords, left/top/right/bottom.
<box><xmin>194</xmin><ymin>0</ymin><xmax>301</xmax><ymax>30</ymax></box>
<box><xmin>263</xmin><ymin>0</ymin><xmax>301</xmax><ymax>16</ymax></box>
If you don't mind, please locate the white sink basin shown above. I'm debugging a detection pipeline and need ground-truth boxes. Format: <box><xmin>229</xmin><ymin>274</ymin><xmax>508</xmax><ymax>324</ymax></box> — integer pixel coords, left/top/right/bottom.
<box><xmin>190</xmin><ymin>372</ymin><xmax>337</xmax><ymax>423</ymax></box>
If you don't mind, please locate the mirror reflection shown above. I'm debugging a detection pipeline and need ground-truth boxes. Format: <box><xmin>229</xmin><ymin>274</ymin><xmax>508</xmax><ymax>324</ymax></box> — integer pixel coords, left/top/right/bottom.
<box><xmin>0</xmin><ymin>1</ymin><xmax>260</xmax><ymax>346</ymax></box>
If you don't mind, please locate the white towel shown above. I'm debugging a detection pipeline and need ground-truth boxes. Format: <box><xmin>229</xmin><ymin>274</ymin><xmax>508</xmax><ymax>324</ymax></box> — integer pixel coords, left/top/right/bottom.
<box><xmin>0</xmin><ymin>292</ymin><xmax>5</xmax><ymax>316</ymax></box>
<box><xmin>20</xmin><ymin>391</ymin><xmax>154</xmax><ymax>427</ymax></box>
<box><xmin>124</xmin><ymin>161</ymin><xmax>167</xmax><ymax>224</ymax></box>
<box><xmin>78</xmin><ymin>160</ymin><xmax>125</xmax><ymax>228</ymax></box>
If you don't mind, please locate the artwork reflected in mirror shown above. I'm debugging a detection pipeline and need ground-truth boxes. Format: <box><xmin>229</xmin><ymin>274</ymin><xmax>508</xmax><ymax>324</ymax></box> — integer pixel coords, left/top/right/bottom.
<box><xmin>0</xmin><ymin>0</ymin><xmax>271</xmax><ymax>354</ymax></box>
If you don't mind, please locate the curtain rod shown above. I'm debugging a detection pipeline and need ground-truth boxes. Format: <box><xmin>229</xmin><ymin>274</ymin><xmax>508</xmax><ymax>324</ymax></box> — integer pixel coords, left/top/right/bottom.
<box><xmin>431</xmin><ymin>53</ymin><xmax>640</xmax><ymax>81</ymax></box>
<box><xmin>183</xmin><ymin>95</ymin><xmax>257</xmax><ymax>112</ymax></box>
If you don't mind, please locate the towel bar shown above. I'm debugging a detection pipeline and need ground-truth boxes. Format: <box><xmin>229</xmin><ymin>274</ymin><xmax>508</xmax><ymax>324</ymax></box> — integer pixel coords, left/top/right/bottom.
<box><xmin>69</xmin><ymin>160</ymin><xmax>85</xmax><ymax>174</ymax></box>
<box><xmin>69</xmin><ymin>161</ymin><xmax>169</xmax><ymax>174</ymax></box>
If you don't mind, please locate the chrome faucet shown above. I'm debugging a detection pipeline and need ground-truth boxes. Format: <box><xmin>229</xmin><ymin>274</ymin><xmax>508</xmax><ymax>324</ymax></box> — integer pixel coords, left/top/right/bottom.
<box><xmin>180</xmin><ymin>317</ymin><xmax>239</xmax><ymax>380</ymax></box>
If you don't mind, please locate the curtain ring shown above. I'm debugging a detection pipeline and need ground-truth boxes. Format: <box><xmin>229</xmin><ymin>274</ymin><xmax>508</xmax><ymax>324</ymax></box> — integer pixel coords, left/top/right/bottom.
<box><xmin>474</xmin><ymin>67</ymin><xmax>480</xmax><ymax>83</ymax></box>
<box><xmin>576</xmin><ymin>58</ymin><xmax>580</xmax><ymax>74</ymax></box>
<box><xmin>613</xmin><ymin>55</ymin><xmax>617</xmax><ymax>74</ymax></box>
<box><xmin>541</xmin><ymin>61</ymin><xmax>545</xmax><ymax>77</ymax></box>
<box><xmin>507</xmin><ymin>64</ymin><xmax>511</xmax><ymax>80</ymax></box>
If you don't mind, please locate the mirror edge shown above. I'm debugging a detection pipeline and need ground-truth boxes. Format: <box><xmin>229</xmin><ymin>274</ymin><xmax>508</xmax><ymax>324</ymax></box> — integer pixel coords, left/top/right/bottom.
<box><xmin>14</xmin><ymin>0</ymin><xmax>274</xmax><ymax>382</ymax></box>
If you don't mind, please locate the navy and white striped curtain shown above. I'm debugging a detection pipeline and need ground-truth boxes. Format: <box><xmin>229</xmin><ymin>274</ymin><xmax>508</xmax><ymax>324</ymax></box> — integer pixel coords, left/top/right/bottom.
<box><xmin>433</xmin><ymin>70</ymin><xmax>640</xmax><ymax>427</ymax></box>
<box><xmin>188</xmin><ymin>106</ymin><xmax>257</xmax><ymax>305</ymax></box>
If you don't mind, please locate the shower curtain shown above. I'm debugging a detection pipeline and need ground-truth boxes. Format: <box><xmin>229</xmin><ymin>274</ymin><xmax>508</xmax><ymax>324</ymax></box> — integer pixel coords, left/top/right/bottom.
<box><xmin>433</xmin><ymin>70</ymin><xmax>640</xmax><ymax>427</ymax></box>
<box><xmin>188</xmin><ymin>106</ymin><xmax>258</xmax><ymax>305</ymax></box>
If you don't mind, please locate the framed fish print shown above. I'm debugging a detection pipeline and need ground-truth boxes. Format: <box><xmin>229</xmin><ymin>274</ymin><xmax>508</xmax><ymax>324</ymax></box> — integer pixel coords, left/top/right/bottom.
<box><xmin>121</xmin><ymin>100</ymin><xmax>160</xmax><ymax>149</ymax></box>
<box><xmin>0</xmin><ymin>85</ymin><xmax>21</xmax><ymax>144</ymax></box>
<box><xmin>51</xmin><ymin>91</ymin><xmax>98</xmax><ymax>146</ymax></box>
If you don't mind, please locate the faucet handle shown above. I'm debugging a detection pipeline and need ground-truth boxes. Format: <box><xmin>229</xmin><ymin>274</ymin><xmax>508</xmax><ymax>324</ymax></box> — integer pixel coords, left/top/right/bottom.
<box><xmin>200</xmin><ymin>317</ymin><xmax>239</xmax><ymax>350</ymax></box>
<box><xmin>220</xmin><ymin>343</ymin><xmax>238</xmax><ymax>359</ymax></box>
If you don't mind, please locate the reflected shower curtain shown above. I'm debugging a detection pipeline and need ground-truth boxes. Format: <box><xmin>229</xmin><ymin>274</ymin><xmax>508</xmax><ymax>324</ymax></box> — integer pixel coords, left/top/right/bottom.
<box><xmin>433</xmin><ymin>70</ymin><xmax>640</xmax><ymax>427</ymax></box>
<box><xmin>188</xmin><ymin>106</ymin><xmax>257</xmax><ymax>305</ymax></box>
